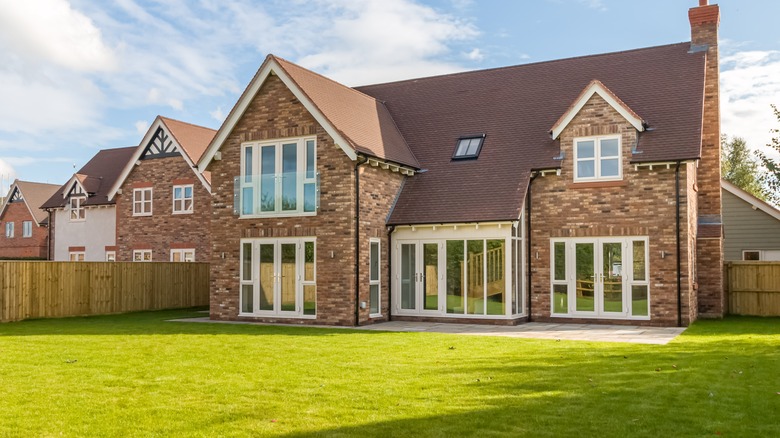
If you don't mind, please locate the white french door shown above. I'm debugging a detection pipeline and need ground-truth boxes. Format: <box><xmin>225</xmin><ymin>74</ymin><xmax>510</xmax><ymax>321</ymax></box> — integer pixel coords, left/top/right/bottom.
<box><xmin>552</xmin><ymin>237</ymin><xmax>649</xmax><ymax>320</ymax></box>
<box><xmin>240</xmin><ymin>238</ymin><xmax>316</xmax><ymax>318</ymax></box>
<box><xmin>398</xmin><ymin>241</ymin><xmax>442</xmax><ymax>314</ymax></box>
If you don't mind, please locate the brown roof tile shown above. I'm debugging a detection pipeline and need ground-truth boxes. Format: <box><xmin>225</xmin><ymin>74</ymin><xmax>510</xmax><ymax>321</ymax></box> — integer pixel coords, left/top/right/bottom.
<box><xmin>356</xmin><ymin>42</ymin><xmax>706</xmax><ymax>225</ymax></box>
<box><xmin>2</xmin><ymin>180</ymin><xmax>60</xmax><ymax>224</ymax></box>
<box><xmin>41</xmin><ymin>147</ymin><xmax>136</xmax><ymax>209</ymax></box>
<box><xmin>159</xmin><ymin>116</ymin><xmax>217</xmax><ymax>165</ymax></box>
<box><xmin>273</xmin><ymin>56</ymin><xmax>420</xmax><ymax>168</ymax></box>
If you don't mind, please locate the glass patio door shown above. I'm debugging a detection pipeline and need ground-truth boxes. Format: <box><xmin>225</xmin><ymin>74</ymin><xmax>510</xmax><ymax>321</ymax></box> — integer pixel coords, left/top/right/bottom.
<box><xmin>257</xmin><ymin>240</ymin><xmax>302</xmax><ymax>315</ymax></box>
<box><xmin>398</xmin><ymin>241</ymin><xmax>441</xmax><ymax>313</ymax></box>
<box><xmin>571</xmin><ymin>239</ymin><xmax>626</xmax><ymax>317</ymax></box>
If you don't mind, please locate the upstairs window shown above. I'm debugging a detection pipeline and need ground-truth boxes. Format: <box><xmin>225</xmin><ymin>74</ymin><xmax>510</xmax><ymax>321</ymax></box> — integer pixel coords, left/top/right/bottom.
<box><xmin>5</xmin><ymin>222</ymin><xmax>13</xmax><ymax>238</ymax></box>
<box><xmin>22</xmin><ymin>221</ymin><xmax>32</xmax><ymax>238</ymax></box>
<box><xmin>238</xmin><ymin>137</ymin><xmax>318</xmax><ymax>217</ymax></box>
<box><xmin>172</xmin><ymin>185</ymin><xmax>194</xmax><ymax>214</ymax></box>
<box><xmin>452</xmin><ymin>135</ymin><xmax>485</xmax><ymax>160</ymax></box>
<box><xmin>133</xmin><ymin>188</ymin><xmax>153</xmax><ymax>216</ymax></box>
<box><xmin>574</xmin><ymin>136</ymin><xmax>621</xmax><ymax>182</ymax></box>
<box><xmin>70</xmin><ymin>196</ymin><xmax>85</xmax><ymax>221</ymax></box>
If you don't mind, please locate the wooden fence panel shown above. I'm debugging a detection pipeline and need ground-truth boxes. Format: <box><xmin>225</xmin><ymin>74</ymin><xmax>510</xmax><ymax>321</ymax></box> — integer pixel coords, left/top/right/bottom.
<box><xmin>0</xmin><ymin>262</ymin><xmax>209</xmax><ymax>323</ymax></box>
<box><xmin>725</xmin><ymin>261</ymin><xmax>780</xmax><ymax>316</ymax></box>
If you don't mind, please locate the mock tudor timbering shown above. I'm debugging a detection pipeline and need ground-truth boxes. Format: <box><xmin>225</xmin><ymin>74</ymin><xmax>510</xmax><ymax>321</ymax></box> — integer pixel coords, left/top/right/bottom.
<box><xmin>198</xmin><ymin>1</ymin><xmax>725</xmax><ymax>327</ymax></box>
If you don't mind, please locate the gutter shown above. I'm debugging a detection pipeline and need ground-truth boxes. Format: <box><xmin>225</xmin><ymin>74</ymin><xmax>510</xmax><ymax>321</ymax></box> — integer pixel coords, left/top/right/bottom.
<box><xmin>46</xmin><ymin>209</ymin><xmax>52</xmax><ymax>261</ymax></box>
<box><xmin>675</xmin><ymin>161</ymin><xmax>682</xmax><ymax>327</ymax></box>
<box><xmin>354</xmin><ymin>155</ymin><xmax>369</xmax><ymax>326</ymax></box>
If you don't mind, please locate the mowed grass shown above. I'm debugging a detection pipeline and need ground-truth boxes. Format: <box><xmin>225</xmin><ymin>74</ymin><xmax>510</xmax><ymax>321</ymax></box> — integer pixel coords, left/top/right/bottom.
<box><xmin>0</xmin><ymin>310</ymin><xmax>778</xmax><ymax>437</ymax></box>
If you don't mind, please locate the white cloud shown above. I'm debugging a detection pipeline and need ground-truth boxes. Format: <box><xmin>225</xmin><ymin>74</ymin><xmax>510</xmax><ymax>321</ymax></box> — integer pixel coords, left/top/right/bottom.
<box><xmin>0</xmin><ymin>0</ymin><xmax>116</xmax><ymax>72</ymax></box>
<box><xmin>577</xmin><ymin>0</ymin><xmax>607</xmax><ymax>11</ymax></box>
<box><xmin>720</xmin><ymin>50</ymin><xmax>780</xmax><ymax>156</ymax></box>
<box><xmin>134</xmin><ymin>120</ymin><xmax>149</xmax><ymax>136</ymax></box>
<box><xmin>294</xmin><ymin>0</ymin><xmax>480</xmax><ymax>84</ymax></box>
<box><xmin>0</xmin><ymin>159</ymin><xmax>17</xmax><ymax>195</ymax></box>
<box><xmin>210</xmin><ymin>107</ymin><xmax>225</xmax><ymax>123</ymax></box>
<box><xmin>466</xmin><ymin>48</ymin><xmax>484</xmax><ymax>61</ymax></box>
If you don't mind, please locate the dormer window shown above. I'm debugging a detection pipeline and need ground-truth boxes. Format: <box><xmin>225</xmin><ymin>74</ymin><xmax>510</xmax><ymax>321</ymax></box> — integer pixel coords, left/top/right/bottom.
<box><xmin>452</xmin><ymin>135</ymin><xmax>485</xmax><ymax>160</ymax></box>
<box><xmin>574</xmin><ymin>135</ymin><xmax>621</xmax><ymax>182</ymax></box>
<box><xmin>70</xmin><ymin>197</ymin><xmax>85</xmax><ymax>221</ymax></box>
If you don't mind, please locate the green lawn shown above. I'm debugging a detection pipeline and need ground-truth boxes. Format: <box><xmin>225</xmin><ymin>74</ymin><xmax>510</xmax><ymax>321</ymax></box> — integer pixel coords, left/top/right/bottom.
<box><xmin>1</xmin><ymin>310</ymin><xmax>778</xmax><ymax>437</ymax></box>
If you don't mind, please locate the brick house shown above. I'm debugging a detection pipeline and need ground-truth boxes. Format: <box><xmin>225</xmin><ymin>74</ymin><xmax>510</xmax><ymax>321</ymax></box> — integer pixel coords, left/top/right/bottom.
<box><xmin>41</xmin><ymin>147</ymin><xmax>135</xmax><ymax>261</ymax></box>
<box><xmin>197</xmin><ymin>1</ymin><xmax>723</xmax><ymax>327</ymax></box>
<box><xmin>108</xmin><ymin>116</ymin><xmax>215</xmax><ymax>263</ymax></box>
<box><xmin>0</xmin><ymin>180</ymin><xmax>60</xmax><ymax>259</ymax></box>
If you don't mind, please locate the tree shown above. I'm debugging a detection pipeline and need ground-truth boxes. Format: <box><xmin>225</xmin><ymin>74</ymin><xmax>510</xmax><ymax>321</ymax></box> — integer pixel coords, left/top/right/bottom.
<box><xmin>721</xmin><ymin>135</ymin><xmax>767</xmax><ymax>200</ymax></box>
<box><xmin>756</xmin><ymin>104</ymin><xmax>780</xmax><ymax>205</ymax></box>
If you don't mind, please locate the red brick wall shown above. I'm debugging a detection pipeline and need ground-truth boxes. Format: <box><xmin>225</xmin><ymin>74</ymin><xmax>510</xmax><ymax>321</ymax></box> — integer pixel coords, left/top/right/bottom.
<box><xmin>0</xmin><ymin>202</ymin><xmax>48</xmax><ymax>259</ymax></box>
<box><xmin>690</xmin><ymin>3</ymin><xmax>724</xmax><ymax>317</ymax></box>
<box><xmin>207</xmin><ymin>74</ymin><xmax>362</xmax><ymax>326</ymax></box>
<box><xmin>530</xmin><ymin>94</ymin><xmax>697</xmax><ymax>326</ymax></box>
<box><xmin>115</xmin><ymin>157</ymin><xmax>211</xmax><ymax>263</ymax></box>
<box><xmin>357</xmin><ymin>164</ymin><xmax>405</xmax><ymax>324</ymax></box>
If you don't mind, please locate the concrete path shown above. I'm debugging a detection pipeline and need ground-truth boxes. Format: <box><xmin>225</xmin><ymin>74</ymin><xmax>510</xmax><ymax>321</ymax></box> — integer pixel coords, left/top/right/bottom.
<box><xmin>171</xmin><ymin>317</ymin><xmax>685</xmax><ymax>345</ymax></box>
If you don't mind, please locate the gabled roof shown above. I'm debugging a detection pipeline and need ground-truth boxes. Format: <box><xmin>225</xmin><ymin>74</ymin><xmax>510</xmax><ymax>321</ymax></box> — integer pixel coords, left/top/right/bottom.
<box><xmin>107</xmin><ymin>116</ymin><xmax>216</xmax><ymax>201</ymax></box>
<box><xmin>550</xmin><ymin>79</ymin><xmax>646</xmax><ymax>139</ymax></box>
<box><xmin>1</xmin><ymin>180</ymin><xmax>60</xmax><ymax>225</ymax></box>
<box><xmin>42</xmin><ymin>147</ymin><xmax>136</xmax><ymax>209</ymax></box>
<box><xmin>198</xmin><ymin>55</ymin><xmax>420</xmax><ymax>172</ymax></box>
<box><xmin>722</xmin><ymin>180</ymin><xmax>780</xmax><ymax>221</ymax></box>
<box><xmin>356</xmin><ymin>42</ymin><xmax>706</xmax><ymax>224</ymax></box>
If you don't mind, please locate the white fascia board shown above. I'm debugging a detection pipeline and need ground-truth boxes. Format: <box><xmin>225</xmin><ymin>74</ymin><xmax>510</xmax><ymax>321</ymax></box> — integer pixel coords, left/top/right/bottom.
<box><xmin>109</xmin><ymin>117</ymin><xmax>212</xmax><ymax>200</ymax></box>
<box><xmin>197</xmin><ymin>59</ymin><xmax>357</xmax><ymax>173</ymax></box>
<box><xmin>551</xmin><ymin>83</ymin><xmax>645</xmax><ymax>140</ymax></box>
<box><xmin>721</xmin><ymin>179</ymin><xmax>780</xmax><ymax>221</ymax></box>
<box><xmin>107</xmin><ymin>117</ymin><xmax>164</xmax><ymax>201</ymax></box>
<box><xmin>62</xmin><ymin>174</ymin><xmax>86</xmax><ymax>198</ymax></box>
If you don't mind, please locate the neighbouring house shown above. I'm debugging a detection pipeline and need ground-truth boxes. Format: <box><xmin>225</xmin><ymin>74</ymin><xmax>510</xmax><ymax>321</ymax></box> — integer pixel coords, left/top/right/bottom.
<box><xmin>197</xmin><ymin>1</ymin><xmax>724</xmax><ymax>327</ymax></box>
<box><xmin>41</xmin><ymin>147</ymin><xmax>136</xmax><ymax>261</ymax></box>
<box><xmin>0</xmin><ymin>180</ymin><xmax>60</xmax><ymax>259</ymax></box>
<box><xmin>108</xmin><ymin>116</ymin><xmax>215</xmax><ymax>263</ymax></box>
<box><xmin>721</xmin><ymin>180</ymin><xmax>780</xmax><ymax>261</ymax></box>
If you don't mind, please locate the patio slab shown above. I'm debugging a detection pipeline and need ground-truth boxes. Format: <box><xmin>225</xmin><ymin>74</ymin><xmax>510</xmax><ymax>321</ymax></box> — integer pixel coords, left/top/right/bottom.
<box><xmin>171</xmin><ymin>317</ymin><xmax>686</xmax><ymax>345</ymax></box>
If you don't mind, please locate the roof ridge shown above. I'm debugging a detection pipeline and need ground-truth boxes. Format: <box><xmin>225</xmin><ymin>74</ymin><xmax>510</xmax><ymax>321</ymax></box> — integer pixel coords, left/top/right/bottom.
<box><xmin>272</xmin><ymin>55</ymin><xmax>386</xmax><ymax>105</ymax></box>
<box><xmin>358</xmin><ymin>41</ymin><xmax>692</xmax><ymax>89</ymax></box>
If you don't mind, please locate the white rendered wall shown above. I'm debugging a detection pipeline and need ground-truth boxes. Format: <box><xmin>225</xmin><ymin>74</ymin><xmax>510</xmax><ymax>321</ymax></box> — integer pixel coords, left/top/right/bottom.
<box><xmin>53</xmin><ymin>206</ymin><xmax>116</xmax><ymax>261</ymax></box>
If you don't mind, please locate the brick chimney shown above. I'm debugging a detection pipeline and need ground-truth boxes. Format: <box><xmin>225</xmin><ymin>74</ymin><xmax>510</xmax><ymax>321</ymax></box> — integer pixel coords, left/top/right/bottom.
<box><xmin>690</xmin><ymin>1</ymin><xmax>724</xmax><ymax>318</ymax></box>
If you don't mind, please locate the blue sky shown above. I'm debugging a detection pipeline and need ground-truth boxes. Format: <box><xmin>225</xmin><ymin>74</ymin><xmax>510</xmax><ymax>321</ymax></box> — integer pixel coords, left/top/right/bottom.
<box><xmin>1</xmin><ymin>0</ymin><xmax>779</xmax><ymax>194</ymax></box>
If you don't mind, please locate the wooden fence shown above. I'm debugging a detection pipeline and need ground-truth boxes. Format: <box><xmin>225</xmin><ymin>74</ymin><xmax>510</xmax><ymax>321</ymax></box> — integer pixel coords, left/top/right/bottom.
<box><xmin>725</xmin><ymin>261</ymin><xmax>780</xmax><ymax>316</ymax></box>
<box><xmin>0</xmin><ymin>262</ymin><xmax>209</xmax><ymax>323</ymax></box>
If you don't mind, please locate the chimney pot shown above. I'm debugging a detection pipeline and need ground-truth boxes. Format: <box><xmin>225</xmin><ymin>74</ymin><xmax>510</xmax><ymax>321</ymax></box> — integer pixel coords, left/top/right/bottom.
<box><xmin>699</xmin><ymin>0</ymin><xmax>707</xmax><ymax>6</ymax></box>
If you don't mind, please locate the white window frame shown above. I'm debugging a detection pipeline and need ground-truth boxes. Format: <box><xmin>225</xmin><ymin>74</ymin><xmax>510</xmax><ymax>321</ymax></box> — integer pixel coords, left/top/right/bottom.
<box><xmin>549</xmin><ymin>236</ymin><xmax>649</xmax><ymax>320</ymax></box>
<box><xmin>5</xmin><ymin>222</ymin><xmax>13</xmax><ymax>238</ymax></box>
<box><xmin>133</xmin><ymin>188</ymin><xmax>153</xmax><ymax>216</ymax></box>
<box><xmin>22</xmin><ymin>221</ymin><xmax>32</xmax><ymax>238</ymax></box>
<box><xmin>239</xmin><ymin>136</ymin><xmax>317</xmax><ymax>218</ymax></box>
<box><xmin>172</xmin><ymin>184</ymin><xmax>194</xmax><ymax>214</ymax></box>
<box><xmin>239</xmin><ymin>237</ymin><xmax>317</xmax><ymax>318</ymax></box>
<box><xmin>170</xmin><ymin>248</ymin><xmax>195</xmax><ymax>262</ymax></box>
<box><xmin>133</xmin><ymin>250</ymin><xmax>152</xmax><ymax>262</ymax></box>
<box><xmin>369</xmin><ymin>238</ymin><xmax>381</xmax><ymax>317</ymax></box>
<box><xmin>69</xmin><ymin>196</ymin><xmax>86</xmax><ymax>221</ymax></box>
<box><xmin>69</xmin><ymin>252</ymin><xmax>85</xmax><ymax>262</ymax></box>
<box><xmin>573</xmin><ymin>135</ymin><xmax>622</xmax><ymax>182</ymax></box>
<box><xmin>105</xmin><ymin>251</ymin><xmax>116</xmax><ymax>262</ymax></box>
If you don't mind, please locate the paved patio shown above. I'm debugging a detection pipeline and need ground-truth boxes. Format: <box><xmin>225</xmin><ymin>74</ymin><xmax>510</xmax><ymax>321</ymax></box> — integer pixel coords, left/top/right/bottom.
<box><xmin>171</xmin><ymin>317</ymin><xmax>686</xmax><ymax>345</ymax></box>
